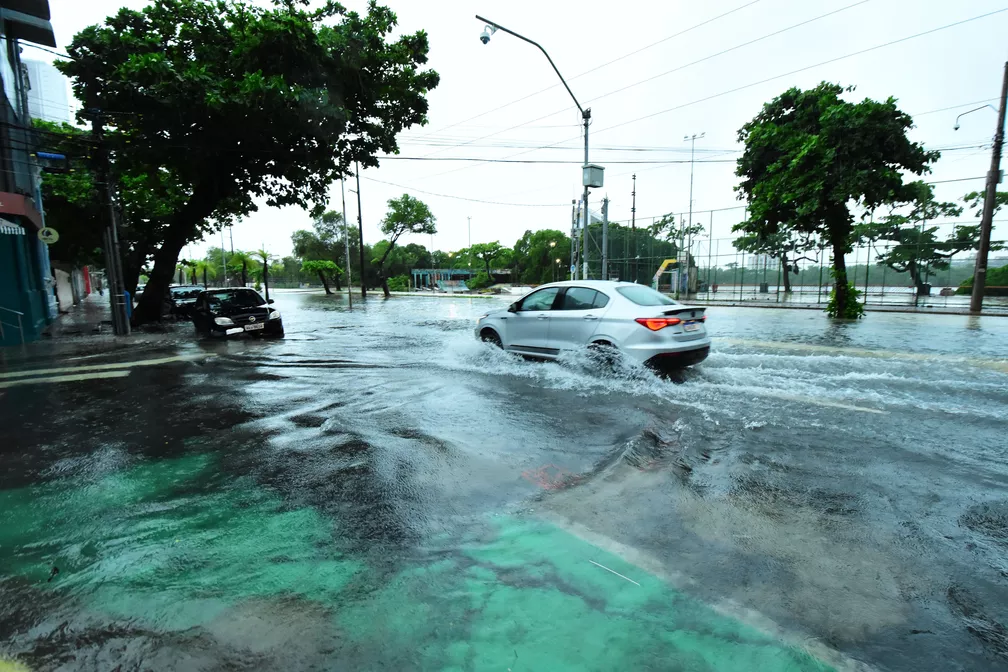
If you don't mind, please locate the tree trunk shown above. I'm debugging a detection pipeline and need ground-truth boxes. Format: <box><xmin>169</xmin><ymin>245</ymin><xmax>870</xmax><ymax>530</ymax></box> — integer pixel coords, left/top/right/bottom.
<box><xmin>831</xmin><ymin>238</ymin><xmax>849</xmax><ymax>317</ymax></box>
<box><xmin>202</xmin><ymin>267</ymin><xmax>208</xmax><ymax>288</ymax></box>
<box><xmin>333</xmin><ymin>266</ymin><xmax>341</xmax><ymax>292</ymax></box>
<box><xmin>132</xmin><ymin>227</ymin><xmax>191</xmax><ymax>325</ymax></box>
<box><xmin>909</xmin><ymin>261</ymin><xmax>925</xmax><ymax>306</ymax></box>
<box><xmin>241</xmin><ymin>260</ymin><xmax>247</xmax><ymax>287</ymax></box>
<box><xmin>381</xmin><ymin>275</ymin><xmax>391</xmax><ymax>298</ymax></box>
<box><xmin>780</xmin><ymin>254</ymin><xmax>792</xmax><ymax>292</ymax></box>
<box><xmin>263</xmin><ymin>263</ymin><xmax>269</xmax><ymax>301</ymax></box>
<box><xmin>318</xmin><ymin>271</ymin><xmax>332</xmax><ymax>294</ymax></box>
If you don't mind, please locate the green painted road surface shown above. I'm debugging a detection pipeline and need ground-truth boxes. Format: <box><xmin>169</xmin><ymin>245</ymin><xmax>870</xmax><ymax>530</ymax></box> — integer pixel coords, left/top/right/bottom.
<box><xmin>0</xmin><ymin>453</ymin><xmax>830</xmax><ymax>671</ymax></box>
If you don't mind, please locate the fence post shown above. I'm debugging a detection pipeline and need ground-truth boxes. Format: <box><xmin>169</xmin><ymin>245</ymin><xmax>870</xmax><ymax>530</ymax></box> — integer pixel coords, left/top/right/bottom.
<box><xmin>817</xmin><ymin>242</ymin><xmax>824</xmax><ymax>305</ymax></box>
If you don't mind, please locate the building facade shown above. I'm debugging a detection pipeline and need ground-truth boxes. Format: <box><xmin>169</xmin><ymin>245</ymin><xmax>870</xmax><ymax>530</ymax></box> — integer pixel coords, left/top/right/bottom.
<box><xmin>23</xmin><ymin>57</ymin><xmax>70</xmax><ymax>124</ymax></box>
<box><xmin>0</xmin><ymin>0</ymin><xmax>56</xmax><ymax>346</ymax></box>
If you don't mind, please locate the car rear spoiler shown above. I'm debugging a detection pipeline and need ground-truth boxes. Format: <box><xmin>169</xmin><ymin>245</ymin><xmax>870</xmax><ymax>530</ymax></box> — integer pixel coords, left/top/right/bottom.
<box><xmin>662</xmin><ymin>306</ymin><xmax>706</xmax><ymax>318</ymax></box>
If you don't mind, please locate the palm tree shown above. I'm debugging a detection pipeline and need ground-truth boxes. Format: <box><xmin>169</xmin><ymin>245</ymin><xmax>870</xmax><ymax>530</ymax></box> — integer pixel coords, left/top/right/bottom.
<box><xmin>254</xmin><ymin>248</ymin><xmax>277</xmax><ymax>300</ymax></box>
<box><xmin>176</xmin><ymin>260</ymin><xmax>197</xmax><ymax>285</ymax></box>
<box><xmin>194</xmin><ymin>260</ymin><xmax>218</xmax><ymax>288</ymax></box>
<box><xmin>228</xmin><ymin>251</ymin><xmax>256</xmax><ymax>287</ymax></box>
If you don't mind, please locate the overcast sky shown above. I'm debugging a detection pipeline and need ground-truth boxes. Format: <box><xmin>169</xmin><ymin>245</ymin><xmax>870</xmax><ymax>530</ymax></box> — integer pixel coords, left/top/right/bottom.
<box><xmin>37</xmin><ymin>0</ymin><xmax>1008</xmax><ymax>263</ymax></box>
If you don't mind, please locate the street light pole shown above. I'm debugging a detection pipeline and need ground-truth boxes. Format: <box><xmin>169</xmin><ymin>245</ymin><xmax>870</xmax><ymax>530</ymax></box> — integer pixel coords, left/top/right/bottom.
<box><xmin>684</xmin><ymin>133</ymin><xmax>704</xmax><ymax>297</ymax></box>
<box><xmin>354</xmin><ymin>161</ymin><xmax>366</xmax><ymax>299</ymax></box>
<box><xmin>476</xmin><ymin>14</ymin><xmax>594</xmax><ymax>280</ymax></box>
<box><xmin>967</xmin><ymin>61</ymin><xmax>1007</xmax><ymax>314</ymax></box>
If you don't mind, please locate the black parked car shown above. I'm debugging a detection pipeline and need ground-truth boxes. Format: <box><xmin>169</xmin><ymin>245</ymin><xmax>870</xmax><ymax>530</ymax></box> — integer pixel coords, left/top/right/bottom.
<box><xmin>191</xmin><ymin>288</ymin><xmax>284</xmax><ymax>338</ymax></box>
<box><xmin>169</xmin><ymin>285</ymin><xmax>203</xmax><ymax>318</ymax></box>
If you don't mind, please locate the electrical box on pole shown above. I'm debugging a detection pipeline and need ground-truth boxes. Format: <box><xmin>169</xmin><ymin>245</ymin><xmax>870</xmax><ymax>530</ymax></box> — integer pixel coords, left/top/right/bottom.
<box><xmin>583</xmin><ymin>164</ymin><xmax>604</xmax><ymax>188</ymax></box>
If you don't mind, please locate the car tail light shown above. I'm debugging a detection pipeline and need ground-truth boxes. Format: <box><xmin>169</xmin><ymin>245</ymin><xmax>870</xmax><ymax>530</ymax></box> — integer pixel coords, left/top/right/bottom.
<box><xmin>635</xmin><ymin>317</ymin><xmax>682</xmax><ymax>331</ymax></box>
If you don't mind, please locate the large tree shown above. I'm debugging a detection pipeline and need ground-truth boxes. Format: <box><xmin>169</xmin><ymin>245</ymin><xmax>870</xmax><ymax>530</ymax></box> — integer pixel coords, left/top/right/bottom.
<box><xmin>59</xmin><ymin>0</ymin><xmax>438</xmax><ymax>324</ymax></box>
<box><xmin>373</xmin><ymin>194</ymin><xmax>436</xmax><ymax>297</ymax></box>
<box><xmin>856</xmin><ymin>181</ymin><xmax>973</xmax><ymax>303</ymax></box>
<box><xmin>468</xmin><ymin>241</ymin><xmax>510</xmax><ymax>278</ymax></box>
<box><xmin>734</xmin><ymin>82</ymin><xmax>938</xmax><ymax>317</ymax></box>
<box><xmin>291</xmin><ymin>211</ymin><xmax>350</xmax><ymax>290</ymax></box>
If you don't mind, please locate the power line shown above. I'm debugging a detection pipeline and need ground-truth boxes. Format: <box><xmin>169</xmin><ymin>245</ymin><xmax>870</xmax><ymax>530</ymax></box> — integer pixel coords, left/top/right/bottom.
<box><xmin>379</xmin><ymin>156</ymin><xmax>737</xmax><ymax>164</ymax></box>
<box><xmin>19</xmin><ymin>43</ymin><xmax>72</xmax><ymax>60</ymax></box>
<box><xmin>593</xmin><ymin>7</ymin><xmax>1008</xmax><ymax>137</ymax></box>
<box><xmin>414</xmin><ymin>0</ymin><xmax>763</xmax><ymax>143</ymax></box>
<box><xmin>359</xmin><ymin>175</ymin><xmax>569</xmax><ymax>208</ymax></box>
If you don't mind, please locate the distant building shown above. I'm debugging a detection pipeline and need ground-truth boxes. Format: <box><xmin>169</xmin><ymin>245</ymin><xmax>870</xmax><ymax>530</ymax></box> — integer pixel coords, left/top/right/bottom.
<box><xmin>23</xmin><ymin>58</ymin><xmax>70</xmax><ymax>123</ymax></box>
<box><xmin>0</xmin><ymin>0</ymin><xmax>58</xmax><ymax>345</ymax></box>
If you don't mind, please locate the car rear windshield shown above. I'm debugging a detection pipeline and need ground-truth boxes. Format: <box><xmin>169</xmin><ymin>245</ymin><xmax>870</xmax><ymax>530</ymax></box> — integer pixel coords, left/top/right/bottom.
<box><xmin>616</xmin><ymin>285</ymin><xmax>679</xmax><ymax>306</ymax></box>
<box><xmin>206</xmin><ymin>289</ymin><xmax>265</xmax><ymax>309</ymax></box>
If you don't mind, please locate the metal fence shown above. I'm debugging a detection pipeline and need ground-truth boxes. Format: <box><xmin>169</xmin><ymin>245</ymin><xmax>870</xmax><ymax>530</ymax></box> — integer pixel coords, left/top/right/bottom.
<box><xmin>582</xmin><ymin>207</ymin><xmax>1008</xmax><ymax>311</ymax></box>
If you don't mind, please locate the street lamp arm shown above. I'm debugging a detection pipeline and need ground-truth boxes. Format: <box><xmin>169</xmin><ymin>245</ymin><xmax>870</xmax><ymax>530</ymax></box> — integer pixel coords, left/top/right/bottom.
<box><xmin>475</xmin><ymin>15</ymin><xmax>585</xmax><ymax>117</ymax></box>
<box><xmin>954</xmin><ymin>104</ymin><xmax>998</xmax><ymax>129</ymax></box>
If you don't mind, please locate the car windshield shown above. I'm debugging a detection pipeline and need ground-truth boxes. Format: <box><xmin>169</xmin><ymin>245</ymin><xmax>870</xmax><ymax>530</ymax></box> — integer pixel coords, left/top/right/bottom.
<box><xmin>206</xmin><ymin>289</ymin><xmax>265</xmax><ymax>309</ymax></box>
<box><xmin>616</xmin><ymin>285</ymin><xmax>680</xmax><ymax>306</ymax></box>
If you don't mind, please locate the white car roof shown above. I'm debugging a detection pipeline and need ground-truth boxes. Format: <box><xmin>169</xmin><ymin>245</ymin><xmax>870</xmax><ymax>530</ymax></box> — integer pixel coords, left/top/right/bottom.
<box><xmin>535</xmin><ymin>280</ymin><xmax>639</xmax><ymax>291</ymax></box>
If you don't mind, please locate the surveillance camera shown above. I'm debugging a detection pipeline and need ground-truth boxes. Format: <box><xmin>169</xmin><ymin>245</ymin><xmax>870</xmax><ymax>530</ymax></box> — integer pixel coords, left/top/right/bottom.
<box><xmin>480</xmin><ymin>29</ymin><xmax>491</xmax><ymax>45</ymax></box>
<box><xmin>953</xmin><ymin>123</ymin><xmax>960</xmax><ymax>131</ymax></box>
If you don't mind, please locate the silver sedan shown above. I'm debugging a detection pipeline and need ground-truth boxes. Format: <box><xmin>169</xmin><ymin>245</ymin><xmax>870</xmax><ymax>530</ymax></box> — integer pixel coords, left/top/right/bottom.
<box><xmin>474</xmin><ymin>281</ymin><xmax>709</xmax><ymax>370</ymax></box>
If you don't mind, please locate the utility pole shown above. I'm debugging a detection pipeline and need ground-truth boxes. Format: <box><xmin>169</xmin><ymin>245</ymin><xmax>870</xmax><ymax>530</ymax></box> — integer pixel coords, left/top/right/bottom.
<box><xmin>631</xmin><ymin>174</ymin><xmax>637</xmax><ymax>283</ymax></box>
<box><xmin>341</xmin><ymin>179</ymin><xmax>353</xmax><ymax>309</ymax></box>
<box><xmin>970</xmin><ymin>60</ymin><xmax>1007</xmax><ymax>314</ymax></box>
<box><xmin>90</xmin><ymin>109</ymin><xmax>129</xmax><ymax>335</ymax></box>
<box><xmin>684</xmin><ymin>133</ymin><xmax>704</xmax><ymax>298</ymax></box>
<box><xmin>475</xmin><ymin>16</ymin><xmax>600</xmax><ymax>281</ymax></box>
<box><xmin>601</xmin><ymin>196</ymin><xmax>609</xmax><ymax>280</ymax></box>
<box><xmin>570</xmin><ymin>200</ymin><xmax>577</xmax><ymax>280</ymax></box>
<box><xmin>355</xmin><ymin>161</ymin><xmax>366</xmax><ymax>299</ymax></box>
<box><xmin>220</xmin><ymin>229</ymin><xmax>227</xmax><ymax>286</ymax></box>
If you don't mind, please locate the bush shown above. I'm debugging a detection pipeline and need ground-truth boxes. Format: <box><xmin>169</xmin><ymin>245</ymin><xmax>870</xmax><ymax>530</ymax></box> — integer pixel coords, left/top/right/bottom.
<box><xmin>956</xmin><ymin>263</ymin><xmax>1008</xmax><ymax>296</ymax></box>
<box><xmin>254</xmin><ymin>279</ymin><xmax>262</xmax><ymax>292</ymax></box>
<box><xmin>387</xmin><ymin>274</ymin><xmax>410</xmax><ymax>292</ymax></box>
<box><xmin>467</xmin><ymin>271</ymin><xmax>493</xmax><ymax>290</ymax></box>
<box><xmin>825</xmin><ymin>281</ymin><xmax>864</xmax><ymax>319</ymax></box>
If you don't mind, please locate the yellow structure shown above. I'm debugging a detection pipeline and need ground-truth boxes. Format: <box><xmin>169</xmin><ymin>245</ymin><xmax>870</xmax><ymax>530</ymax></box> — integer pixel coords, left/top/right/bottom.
<box><xmin>652</xmin><ymin>258</ymin><xmax>677</xmax><ymax>288</ymax></box>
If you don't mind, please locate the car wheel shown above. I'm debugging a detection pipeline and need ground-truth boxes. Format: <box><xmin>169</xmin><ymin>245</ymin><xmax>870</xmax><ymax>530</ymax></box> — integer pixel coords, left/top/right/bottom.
<box><xmin>480</xmin><ymin>329</ymin><xmax>502</xmax><ymax>348</ymax></box>
<box><xmin>588</xmin><ymin>341</ymin><xmax>621</xmax><ymax>370</ymax></box>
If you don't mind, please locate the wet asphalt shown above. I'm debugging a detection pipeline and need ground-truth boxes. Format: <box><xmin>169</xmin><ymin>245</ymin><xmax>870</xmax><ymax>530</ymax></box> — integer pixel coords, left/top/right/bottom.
<box><xmin>1</xmin><ymin>290</ymin><xmax>1007</xmax><ymax>671</ymax></box>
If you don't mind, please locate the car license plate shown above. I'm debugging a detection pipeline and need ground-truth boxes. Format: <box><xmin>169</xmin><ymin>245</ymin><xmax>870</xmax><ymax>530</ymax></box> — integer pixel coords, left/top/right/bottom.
<box><xmin>684</xmin><ymin>322</ymin><xmax>700</xmax><ymax>332</ymax></box>
<box><xmin>244</xmin><ymin>323</ymin><xmax>265</xmax><ymax>331</ymax></box>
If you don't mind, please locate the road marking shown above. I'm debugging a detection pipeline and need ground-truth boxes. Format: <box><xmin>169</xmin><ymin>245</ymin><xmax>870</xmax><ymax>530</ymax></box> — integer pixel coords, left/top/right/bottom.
<box><xmin>0</xmin><ymin>370</ymin><xmax>130</xmax><ymax>388</ymax></box>
<box><xmin>0</xmin><ymin>354</ymin><xmax>209</xmax><ymax>380</ymax></box>
<box><xmin>588</xmin><ymin>559</ymin><xmax>641</xmax><ymax>586</ymax></box>
<box><xmin>754</xmin><ymin>390</ymin><xmax>889</xmax><ymax>414</ymax></box>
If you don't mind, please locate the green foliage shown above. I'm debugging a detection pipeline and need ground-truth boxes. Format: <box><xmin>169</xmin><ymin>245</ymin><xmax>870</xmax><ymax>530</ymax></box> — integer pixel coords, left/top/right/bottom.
<box><xmin>467</xmin><ymin>271</ymin><xmax>493</xmax><ymax>290</ymax></box>
<box><xmin>61</xmin><ymin>0</ymin><xmax>439</xmax><ymax>322</ymax></box>
<box><xmin>963</xmin><ymin>190</ymin><xmax>1008</xmax><ymax>218</ymax></box>
<box><xmin>301</xmin><ymin>259</ymin><xmax>341</xmax><ymax>276</ymax></box>
<box><xmin>957</xmin><ymin>263</ymin><xmax>1008</xmax><ymax>296</ymax></box>
<box><xmin>375</xmin><ymin>194</ymin><xmax>436</xmax><ymax>296</ymax></box>
<box><xmin>386</xmin><ymin>275</ymin><xmax>410</xmax><ymax>292</ymax></box>
<box><xmin>735</xmin><ymin>82</ymin><xmax>938</xmax><ymax>317</ymax></box>
<box><xmin>826</xmin><ymin>281</ymin><xmax>864</xmax><ymax>319</ymax></box>
<box><xmin>511</xmin><ymin>229</ymin><xmax>571</xmax><ymax>285</ymax></box>
<box><xmin>468</xmin><ymin>241</ymin><xmax>510</xmax><ymax>276</ymax></box>
<box><xmin>855</xmin><ymin>182</ymin><xmax>976</xmax><ymax>293</ymax></box>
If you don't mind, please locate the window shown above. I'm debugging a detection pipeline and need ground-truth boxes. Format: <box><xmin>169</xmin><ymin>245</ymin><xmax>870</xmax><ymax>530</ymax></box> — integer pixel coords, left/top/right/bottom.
<box><xmin>559</xmin><ymin>287</ymin><xmax>597</xmax><ymax>310</ymax></box>
<box><xmin>206</xmin><ymin>289</ymin><xmax>266</xmax><ymax>309</ymax></box>
<box><xmin>592</xmin><ymin>291</ymin><xmax>610</xmax><ymax>309</ymax></box>
<box><xmin>616</xmin><ymin>285</ymin><xmax>679</xmax><ymax>306</ymax></box>
<box><xmin>519</xmin><ymin>287</ymin><xmax>559</xmax><ymax>311</ymax></box>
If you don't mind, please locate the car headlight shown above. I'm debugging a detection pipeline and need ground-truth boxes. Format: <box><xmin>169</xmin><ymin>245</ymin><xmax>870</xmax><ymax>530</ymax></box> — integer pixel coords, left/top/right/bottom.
<box><xmin>268</xmin><ymin>310</ymin><xmax>281</xmax><ymax>320</ymax></box>
<box><xmin>214</xmin><ymin>317</ymin><xmax>234</xmax><ymax>326</ymax></box>
<box><xmin>476</xmin><ymin>314</ymin><xmax>489</xmax><ymax>324</ymax></box>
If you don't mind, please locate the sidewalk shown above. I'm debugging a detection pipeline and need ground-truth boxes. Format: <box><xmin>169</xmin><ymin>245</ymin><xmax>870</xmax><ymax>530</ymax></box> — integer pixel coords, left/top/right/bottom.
<box><xmin>44</xmin><ymin>291</ymin><xmax>112</xmax><ymax>337</ymax></box>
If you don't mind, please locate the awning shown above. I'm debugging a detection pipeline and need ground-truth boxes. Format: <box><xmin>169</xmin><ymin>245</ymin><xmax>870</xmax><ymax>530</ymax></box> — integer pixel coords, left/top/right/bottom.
<box><xmin>0</xmin><ymin>1</ymin><xmax>50</xmax><ymax>21</ymax></box>
<box><xmin>0</xmin><ymin>191</ymin><xmax>42</xmax><ymax>229</ymax></box>
<box><xmin>0</xmin><ymin>6</ymin><xmax>56</xmax><ymax>47</ymax></box>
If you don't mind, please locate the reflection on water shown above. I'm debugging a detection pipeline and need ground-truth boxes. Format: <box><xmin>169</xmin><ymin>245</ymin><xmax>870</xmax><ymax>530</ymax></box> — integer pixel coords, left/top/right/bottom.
<box><xmin>1</xmin><ymin>291</ymin><xmax>1006</xmax><ymax>671</ymax></box>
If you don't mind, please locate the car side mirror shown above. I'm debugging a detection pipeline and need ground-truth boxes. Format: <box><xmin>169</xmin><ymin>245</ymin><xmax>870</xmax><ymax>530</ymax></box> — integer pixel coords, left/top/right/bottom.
<box><xmin>508</xmin><ymin>303</ymin><xmax>518</xmax><ymax>313</ymax></box>
<box><xmin>267</xmin><ymin>299</ymin><xmax>275</xmax><ymax>304</ymax></box>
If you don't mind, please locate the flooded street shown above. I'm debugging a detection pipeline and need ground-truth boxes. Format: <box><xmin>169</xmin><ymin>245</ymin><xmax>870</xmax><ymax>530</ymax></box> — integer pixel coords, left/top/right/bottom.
<box><xmin>2</xmin><ymin>291</ymin><xmax>1007</xmax><ymax>671</ymax></box>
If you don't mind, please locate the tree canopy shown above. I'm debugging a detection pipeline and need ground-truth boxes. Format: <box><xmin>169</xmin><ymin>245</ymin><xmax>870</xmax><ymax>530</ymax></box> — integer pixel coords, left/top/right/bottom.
<box><xmin>374</xmin><ymin>194</ymin><xmax>436</xmax><ymax>296</ymax></box>
<box><xmin>734</xmin><ymin>82</ymin><xmax>938</xmax><ymax>317</ymax></box>
<box><xmin>59</xmin><ymin>0</ymin><xmax>438</xmax><ymax>323</ymax></box>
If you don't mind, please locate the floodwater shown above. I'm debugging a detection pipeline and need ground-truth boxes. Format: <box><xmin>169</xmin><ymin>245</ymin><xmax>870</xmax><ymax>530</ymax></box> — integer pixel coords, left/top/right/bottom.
<box><xmin>1</xmin><ymin>291</ymin><xmax>1007</xmax><ymax>671</ymax></box>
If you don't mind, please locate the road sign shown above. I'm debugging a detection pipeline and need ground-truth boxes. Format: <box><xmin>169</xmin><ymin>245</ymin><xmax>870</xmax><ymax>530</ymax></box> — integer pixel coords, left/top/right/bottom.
<box><xmin>37</xmin><ymin>227</ymin><xmax>59</xmax><ymax>245</ymax></box>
